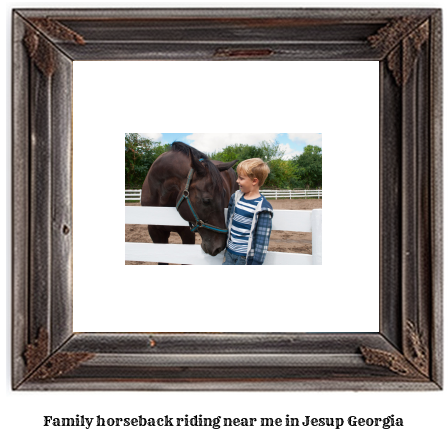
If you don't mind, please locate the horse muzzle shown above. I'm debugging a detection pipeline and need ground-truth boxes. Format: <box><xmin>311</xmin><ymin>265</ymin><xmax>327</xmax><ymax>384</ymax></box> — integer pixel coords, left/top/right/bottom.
<box><xmin>201</xmin><ymin>236</ymin><xmax>226</xmax><ymax>257</ymax></box>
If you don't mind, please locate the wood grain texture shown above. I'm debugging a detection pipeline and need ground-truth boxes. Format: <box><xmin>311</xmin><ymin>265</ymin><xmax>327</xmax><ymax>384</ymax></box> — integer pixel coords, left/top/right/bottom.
<box><xmin>428</xmin><ymin>9</ymin><xmax>443</xmax><ymax>388</ymax></box>
<box><xmin>12</xmin><ymin>7</ymin><xmax>443</xmax><ymax>391</ymax></box>
<box><xmin>12</xmin><ymin>12</ymin><xmax>31</xmax><ymax>387</ymax></box>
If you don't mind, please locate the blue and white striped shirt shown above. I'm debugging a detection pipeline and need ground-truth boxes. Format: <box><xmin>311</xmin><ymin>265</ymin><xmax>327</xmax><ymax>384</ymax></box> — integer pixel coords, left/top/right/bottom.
<box><xmin>227</xmin><ymin>195</ymin><xmax>262</xmax><ymax>255</ymax></box>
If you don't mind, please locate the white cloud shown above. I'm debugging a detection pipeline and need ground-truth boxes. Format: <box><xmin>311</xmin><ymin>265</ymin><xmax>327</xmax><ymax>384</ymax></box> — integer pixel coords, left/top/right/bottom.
<box><xmin>185</xmin><ymin>133</ymin><xmax>278</xmax><ymax>154</ymax></box>
<box><xmin>279</xmin><ymin>143</ymin><xmax>300</xmax><ymax>160</ymax></box>
<box><xmin>288</xmin><ymin>133</ymin><xmax>322</xmax><ymax>147</ymax></box>
<box><xmin>140</xmin><ymin>133</ymin><xmax>163</xmax><ymax>141</ymax></box>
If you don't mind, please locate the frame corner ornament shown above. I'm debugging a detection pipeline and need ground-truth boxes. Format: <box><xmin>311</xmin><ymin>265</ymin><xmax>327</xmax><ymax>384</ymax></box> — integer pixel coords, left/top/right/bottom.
<box><xmin>359</xmin><ymin>345</ymin><xmax>425</xmax><ymax>380</ymax></box>
<box><xmin>24</xmin><ymin>327</ymin><xmax>50</xmax><ymax>374</ymax></box>
<box><xmin>23</xmin><ymin>17</ymin><xmax>85</xmax><ymax>77</ymax></box>
<box><xmin>24</xmin><ymin>328</ymin><xmax>95</xmax><ymax>382</ymax></box>
<box><xmin>405</xmin><ymin>320</ymin><xmax>429</xmax><ymax>377</ymax></box>
<box><xmin>368</xmin><ymin>17</ymin><xmax>430</xmax><ymax>86</ymax></box>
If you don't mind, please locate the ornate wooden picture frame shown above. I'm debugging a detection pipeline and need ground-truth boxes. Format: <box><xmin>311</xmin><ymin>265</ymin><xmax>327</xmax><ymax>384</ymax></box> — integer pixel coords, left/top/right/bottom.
<box><xmin>12</xmin><ymin>8</ymin><xmax>442</xmax><ymax>390</ymax></box>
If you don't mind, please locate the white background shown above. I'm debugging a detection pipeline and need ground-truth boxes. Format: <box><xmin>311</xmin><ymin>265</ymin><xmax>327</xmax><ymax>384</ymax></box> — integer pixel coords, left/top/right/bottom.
<box><xmin>3</xmin><ymin>1</ymin><xmax>446</xmax><ymax>438</ymax></box>
<box><xmin>73</xmin><ymin>60</ymin><xmax>379</xmax><ymax>332</ymax></box>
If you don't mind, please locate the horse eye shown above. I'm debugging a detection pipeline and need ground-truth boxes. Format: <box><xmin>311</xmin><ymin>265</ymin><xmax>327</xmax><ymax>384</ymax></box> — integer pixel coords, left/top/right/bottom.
<box><xmin>203</xmin><ymin>199</ymin><xmax>211</xmax><ymax>205</ymax></box>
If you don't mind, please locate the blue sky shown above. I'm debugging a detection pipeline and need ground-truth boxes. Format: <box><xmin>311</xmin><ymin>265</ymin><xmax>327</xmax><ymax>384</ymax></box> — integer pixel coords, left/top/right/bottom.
<box><xmin>139</xmin><ymin>133</ymin><xmax>322</xmax><ymax>159</ymax></box>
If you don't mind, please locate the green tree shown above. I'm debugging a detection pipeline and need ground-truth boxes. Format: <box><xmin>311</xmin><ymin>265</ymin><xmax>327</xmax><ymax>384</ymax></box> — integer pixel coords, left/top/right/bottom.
<box><xmin>209</xmin><ymin>143</ymin><xmax>259</xmax><ymax>162</ymax></box>
<box><xmin>125</xmin><ymin>133</ymin><xmax>169</xmax><ymax>188</ymax></box>
<box><xmin>291</xmin><ymin>145</ymin><xmax>322</xmax><ymax>188</ymax></box>
<box><xmin>210</xmin><ymin>140</ymin><xmax>296</xmax><ymax>188</ymax></box>
<box><xmin>257</xmin><ymin>140</ymin><xmax>290</xmax><ymax>188</ymax></box>
<box><xmin>267</xmin><ymin>159</ymin><xmax>297</xmax><ymax>189</ymax></box>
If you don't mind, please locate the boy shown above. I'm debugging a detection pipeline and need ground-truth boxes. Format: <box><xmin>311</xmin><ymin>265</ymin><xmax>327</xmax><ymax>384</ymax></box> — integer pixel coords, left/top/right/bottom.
<box><xmin>223</xmin><ymin>158</ymin><xmax>274</xmax><ymax>265</ymax></box>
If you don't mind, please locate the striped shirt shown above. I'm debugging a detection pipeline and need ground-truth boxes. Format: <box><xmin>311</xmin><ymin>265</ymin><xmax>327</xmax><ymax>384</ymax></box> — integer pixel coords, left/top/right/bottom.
<box><xmin>227</xmin><ymin>195</ymin><xmax>262</xmax><ymax>255</ymax></box>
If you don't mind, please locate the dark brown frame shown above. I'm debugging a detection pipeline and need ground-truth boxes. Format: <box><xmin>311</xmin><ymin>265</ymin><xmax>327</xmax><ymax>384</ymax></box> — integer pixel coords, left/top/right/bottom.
<box><xmin>12</xmin><ymin>8</ymin><xmax>442</xmax><ymax>390</ymax></box>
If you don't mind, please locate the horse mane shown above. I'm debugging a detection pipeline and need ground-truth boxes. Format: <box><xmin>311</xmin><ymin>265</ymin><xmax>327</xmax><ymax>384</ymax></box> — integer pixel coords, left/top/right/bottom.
<box><xmin>171</xmin><ymin>141</ymin><xmax>208</xmax><ymax>161</ymax></box>
<box><xmin>171</xmin><ymin>141</ymin><xmax>223</xmax><ymax>192</ymax></box>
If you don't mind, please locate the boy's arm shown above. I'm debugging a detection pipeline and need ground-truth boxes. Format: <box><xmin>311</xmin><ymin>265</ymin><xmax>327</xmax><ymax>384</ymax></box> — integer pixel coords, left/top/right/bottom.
<box><xmin>248</xmin><ymin>211</ymin><xmax>272</xmax><ymax>265</ymax></box>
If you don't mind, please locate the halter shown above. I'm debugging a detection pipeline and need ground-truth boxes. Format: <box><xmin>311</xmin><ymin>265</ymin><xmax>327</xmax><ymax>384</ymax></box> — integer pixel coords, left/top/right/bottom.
<box><xmin>176</xmin><ymin>159</ymin><xmax>228</xmax><ymax>234</ymax></box>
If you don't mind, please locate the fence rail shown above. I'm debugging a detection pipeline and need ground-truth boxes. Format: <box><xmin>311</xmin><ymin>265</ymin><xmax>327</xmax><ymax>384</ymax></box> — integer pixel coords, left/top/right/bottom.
<box><xmin>260</xmin><ymin>189</ymin><xmax>322</xmax><ymax>199</ymax></box>
<box><xmin>125</xmin><ymin>206</ymin><xmax>322</xmax><ymax>265</ymax></box>
<box><xmin>125</xmin><ymin>189</ymin><xmax>142</xmax><ymax>202</ymax></box>
<box><xmin>125</xmin><ymin>189</ymin><xmax>322</xmax><ymax>202</ymax></box>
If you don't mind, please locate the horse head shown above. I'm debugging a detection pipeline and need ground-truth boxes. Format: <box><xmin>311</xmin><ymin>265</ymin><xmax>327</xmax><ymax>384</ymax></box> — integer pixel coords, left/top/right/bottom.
<box><xmin>175</xmin><ymin>146</ymin><xmax>237</xmax><ymax>257</ymax></box>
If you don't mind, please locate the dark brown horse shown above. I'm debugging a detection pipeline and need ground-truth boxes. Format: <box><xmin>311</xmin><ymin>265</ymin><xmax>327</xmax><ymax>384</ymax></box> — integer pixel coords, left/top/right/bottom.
<box><xmin>141</xmin><ymin>142</ymin><xmax>238</xmax><ymax>262</ymax></box>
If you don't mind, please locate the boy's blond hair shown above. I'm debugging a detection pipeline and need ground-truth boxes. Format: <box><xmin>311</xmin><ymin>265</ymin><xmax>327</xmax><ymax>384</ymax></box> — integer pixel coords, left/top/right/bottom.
<box><xmin>237</xmin><ymin>158</ymin><xmax>270</xmax><ymax>187</ymax></box>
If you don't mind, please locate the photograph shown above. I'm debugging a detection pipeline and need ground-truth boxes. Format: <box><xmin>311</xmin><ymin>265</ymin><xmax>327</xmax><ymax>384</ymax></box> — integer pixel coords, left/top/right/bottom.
<box><xmin>125</xmin><ymin>133</ymin><xmax>323</xmax><ymax>265</ymax></box>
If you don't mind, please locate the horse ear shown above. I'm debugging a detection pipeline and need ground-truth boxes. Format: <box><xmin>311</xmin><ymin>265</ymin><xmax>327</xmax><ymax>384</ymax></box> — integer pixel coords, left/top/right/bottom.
<box><xmin>215</xmin><ymin>159</ymin><xmax>238</xmax><ymax>172</ymax></box>
<box><xmin>190</xmin><ymin>154</ymin><xmax>207</xmax><ymax>176</ymax></box>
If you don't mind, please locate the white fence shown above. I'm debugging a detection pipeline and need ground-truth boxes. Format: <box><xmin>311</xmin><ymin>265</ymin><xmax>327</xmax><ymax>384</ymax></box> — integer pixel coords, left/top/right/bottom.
<box><xmin>260</xmin><ymin>189</ymin><xmax>322</xmax><ymax>199</ymax></box>
<box><xmin>125</xmin><ymin>207</ymin><xmax>322</xmax><ymax>265</ymax></box>
<box><xmin>125</xmin><ymin>189</ymin><xmax>142</xmax><ymax>202</ymax></box>
<box><xmin>125</xmin><ymin>189</ymin><xmax>322</xmax><ymax>202</ymax></box>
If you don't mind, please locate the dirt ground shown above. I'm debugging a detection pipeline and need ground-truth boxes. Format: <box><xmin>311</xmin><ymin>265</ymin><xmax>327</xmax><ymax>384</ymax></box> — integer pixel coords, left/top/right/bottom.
<box><xmin>125</xmin><ymin>198</ymin><xmax>322</xmax><ymax>265</ymax></box>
